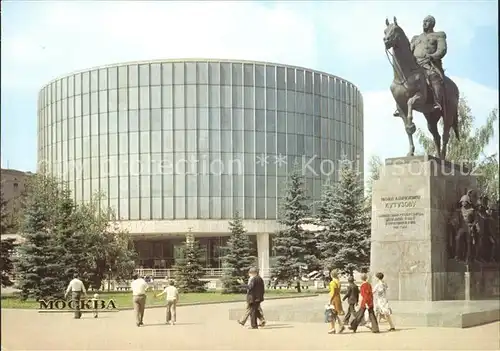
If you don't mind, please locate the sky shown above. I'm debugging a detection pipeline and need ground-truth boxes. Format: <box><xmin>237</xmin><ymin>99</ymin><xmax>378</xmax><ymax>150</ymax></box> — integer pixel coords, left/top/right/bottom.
<box><xmin>1</xmin><ymin>1</ymin><xmax>499</xmax><ymax>178</ymax></box>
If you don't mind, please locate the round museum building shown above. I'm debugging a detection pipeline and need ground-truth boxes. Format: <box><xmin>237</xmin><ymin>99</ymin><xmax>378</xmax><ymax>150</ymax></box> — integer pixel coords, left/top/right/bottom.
<box><xmin>37</xmin><ymin>59</ymin><xmax>364</xmax><ymax>276</ymax></box>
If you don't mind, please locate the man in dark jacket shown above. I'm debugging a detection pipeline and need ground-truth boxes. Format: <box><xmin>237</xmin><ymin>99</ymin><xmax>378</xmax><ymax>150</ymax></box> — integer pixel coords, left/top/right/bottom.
<box><xmin>342</xmin><ymin>276</ymin><xmax>359</xmax><ymax>324</ymax></box>
<box><xmin>246</xmin><ymin>267</ymin><xmax>265</xmax><ymax>329</ymax></box>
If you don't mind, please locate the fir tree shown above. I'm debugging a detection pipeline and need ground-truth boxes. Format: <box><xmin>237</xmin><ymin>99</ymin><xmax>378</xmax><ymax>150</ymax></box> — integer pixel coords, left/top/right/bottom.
<box><xmin>15</xmin><ymin>175</ymin><xmax>66</xmax><ymax>300</ymax></box>
<box><xmin>174</xmin><ymin>232</ymin><xmax>207</xmax><ymax>293</ymax></box>
<box><xmin>317</xmin><ymin>159</ymin><xmax>370</xmax><ymax>275</ymax></box>
<box><xmin>221</xmin><ymin>212</ymin><xmax>256</xmax><ymax>293</ymax></box>
<box><xmin>54</xmin><ymin>185</ymin><xmax>91</xmax><ymax>286</ymax></box>
<box><xmin>272</xmin><ymin>164</ymin><xmax>312</xmax><ymax>288</ymax></box>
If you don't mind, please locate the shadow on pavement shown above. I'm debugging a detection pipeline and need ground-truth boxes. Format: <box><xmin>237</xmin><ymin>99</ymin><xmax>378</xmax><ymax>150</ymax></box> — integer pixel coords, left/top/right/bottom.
<box><xmin>142</xmin><ymin>322</ymin><xmax>200</xmax><ymax>327</ymax></box>
<box><xmin>261</xmin><ymin>323</ymin><xmax>294</xmax><ymax>329</ymax></box>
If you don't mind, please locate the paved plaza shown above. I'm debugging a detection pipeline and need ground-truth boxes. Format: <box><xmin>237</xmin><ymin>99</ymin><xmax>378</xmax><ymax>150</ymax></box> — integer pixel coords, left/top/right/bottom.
<box><xmin>2</xmin><ymin>296</ymin><xmax>499</xmax><ymax>350</ymax></box>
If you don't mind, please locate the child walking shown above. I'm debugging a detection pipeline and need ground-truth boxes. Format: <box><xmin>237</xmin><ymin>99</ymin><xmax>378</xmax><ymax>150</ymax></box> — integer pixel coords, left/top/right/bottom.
<box><xmin>156</xmin><ymin>280</ymin><xmax>179</xmax><ymax>325</ymax></box>
<box><xmin>91</xmin><ymin>293</ymin><xmax>99</xmax><ymax>318</ymax></box>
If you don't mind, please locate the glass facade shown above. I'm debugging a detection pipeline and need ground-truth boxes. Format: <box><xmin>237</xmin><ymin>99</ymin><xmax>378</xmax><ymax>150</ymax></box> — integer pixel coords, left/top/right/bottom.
<box><xmin>134</xmin><ymin>235</ymin><xmax>260</xmax><ymax>269</ymax></box>
<box><xmin>37</xmin><ymin>59</ymin><xmax>364</xmax><ymax>221</ymax></box>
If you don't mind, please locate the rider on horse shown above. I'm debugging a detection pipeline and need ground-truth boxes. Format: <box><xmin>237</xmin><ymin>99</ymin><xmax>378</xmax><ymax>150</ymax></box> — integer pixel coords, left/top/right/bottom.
<box><xmin>394</xmin><ymin>15</ymin><xmax>447</xmax><ymax>117</ymax></box>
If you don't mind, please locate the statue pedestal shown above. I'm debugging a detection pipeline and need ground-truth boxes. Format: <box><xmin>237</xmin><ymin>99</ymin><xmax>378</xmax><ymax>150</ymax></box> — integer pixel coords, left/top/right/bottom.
<box><xmin>370</xmin><ymin>155</ymin><xmax>477</xmax><ymax>301</ymax></box>
<box><xmin>447</xmin><ymin>260</ymin><xmax>500</xmax><ymax>300</ymax></box>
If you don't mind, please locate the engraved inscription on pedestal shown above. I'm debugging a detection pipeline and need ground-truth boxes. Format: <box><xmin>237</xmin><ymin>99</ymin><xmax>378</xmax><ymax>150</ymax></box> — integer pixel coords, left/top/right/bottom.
<box><xmin>372</xmin><ymin>191</ymin><xmax>427</xmax><ymax>240</ymax></box>
<box><xmin>378</xmin><ymin>195</ymin><xmax>425</xmax><ymax>231</ymax></box>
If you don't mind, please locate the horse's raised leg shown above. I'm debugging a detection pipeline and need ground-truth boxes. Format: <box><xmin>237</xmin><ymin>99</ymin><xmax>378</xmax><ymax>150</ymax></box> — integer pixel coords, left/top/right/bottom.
<box><xmin>441</xmin><ymin>110</ymin><xmax>455</xmax><ymax>160</ymax></box>
<box><xmin>406</xmin><ymin>130</ymin><xmax>415</xmax><ymax>156</ymax></box>
<box><xmin>405</xmin><ymin>95</ymin><xmax>423</xmax><ymax>156</ymax></box>
<box><xmin>425</xmin><ymin>112</ymin><xmax>441</xmax><ymax>158</ymax></box>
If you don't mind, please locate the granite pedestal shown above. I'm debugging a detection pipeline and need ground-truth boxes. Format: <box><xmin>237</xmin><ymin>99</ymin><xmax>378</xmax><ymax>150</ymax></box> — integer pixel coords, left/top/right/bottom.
<box><xmin>370</xmin><ymin>156</ymin><xmax>499</xmax><ymax>301</ymax></box>
<box><xmin>230</xmin><ymin>156</ymin><xmax>500</xmax><ymax>328</ymax></box>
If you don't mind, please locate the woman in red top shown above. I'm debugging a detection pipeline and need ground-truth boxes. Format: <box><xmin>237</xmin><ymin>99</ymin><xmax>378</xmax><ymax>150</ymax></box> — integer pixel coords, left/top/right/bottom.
<box><xmin>349</xmin><ymin>273</ymin><xmax>379</xmax><ymax>333</ymax></box>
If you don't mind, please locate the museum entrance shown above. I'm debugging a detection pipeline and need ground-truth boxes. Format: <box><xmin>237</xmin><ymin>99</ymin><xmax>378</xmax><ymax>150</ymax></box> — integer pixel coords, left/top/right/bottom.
<box><xmin>133</xmin><ymin>235</ymin><xmax>258</xmax><ymax>270</ymax></box>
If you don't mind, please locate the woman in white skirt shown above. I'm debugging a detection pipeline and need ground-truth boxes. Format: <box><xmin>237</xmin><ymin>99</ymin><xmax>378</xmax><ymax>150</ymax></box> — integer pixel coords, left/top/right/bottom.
<box><xmin>373</xmin><ymin>272</ymin><xmax>396</xmax><ymax>331</ymax></box>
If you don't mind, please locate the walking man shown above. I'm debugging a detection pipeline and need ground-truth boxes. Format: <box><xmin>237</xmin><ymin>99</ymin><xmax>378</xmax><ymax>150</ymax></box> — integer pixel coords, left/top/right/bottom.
<box><xmin>343</xmin><ymin>276</ymin><xmax>359</xmax><ymax>325</ymax></box>
<box><xmin>64</xmin><ymin>273</ymin><xmax>86</xmax><ymax>319</ymax></box>
<box><xmin>238</xmin><ymin>275</ymin><xmax>266</xmax><ymax>327</ymax></box>
<box><xmin>246</xmin><ymin>267</ymin><xmax>265</xmax><ymax>329</ymax></box>
<box><xmin>131</xmin><ymin>274</ymin><xmax>149</xmax><ymax>327</ymax></box>
<box><xmin>155</xmin><ymin>280</ymin><xmax>179</xmax><ymax>325</ymax></box>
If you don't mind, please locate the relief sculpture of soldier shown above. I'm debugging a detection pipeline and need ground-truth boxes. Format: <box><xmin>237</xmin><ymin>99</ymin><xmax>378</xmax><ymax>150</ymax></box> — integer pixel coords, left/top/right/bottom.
<box><xmin>393</xmin><ymin>15</ymin><xmax>446</xmax><ymax>117</ymax></box>
<box><xmin>450</xmin><ymin>189</ymin><xmax>499</xmax><ymax>264</ymax></box>
<box><xmin>476</xmin><ymin>195</ymin><xmax>497</xmax><ymax>263</ymax></box>
<box><xmin>448</xmin><ymin>189</ymin><xmax>479</xmax><ymax>264</ymax></box>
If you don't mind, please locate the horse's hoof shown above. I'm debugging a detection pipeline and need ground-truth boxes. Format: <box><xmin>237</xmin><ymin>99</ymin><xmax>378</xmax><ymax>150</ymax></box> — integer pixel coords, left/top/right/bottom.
<box><xmin>405</xmin><ymin>123</ymin><xmax>416</xmax><ymax>134</ymax></box>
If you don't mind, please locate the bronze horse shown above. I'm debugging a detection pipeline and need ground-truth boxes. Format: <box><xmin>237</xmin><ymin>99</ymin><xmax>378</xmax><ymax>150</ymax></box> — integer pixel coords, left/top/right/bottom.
<box><xmin>383</xmin><ymin>17</ymin><xmax>460</xmax><ymax>159</ymax></box>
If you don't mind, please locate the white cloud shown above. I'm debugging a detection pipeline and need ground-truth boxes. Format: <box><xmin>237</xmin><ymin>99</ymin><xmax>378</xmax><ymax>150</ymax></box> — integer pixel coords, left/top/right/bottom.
<box><xmin>363</xmin><ymin>77</ymin><xmax>499</xmax><ymax>178</ymax></box>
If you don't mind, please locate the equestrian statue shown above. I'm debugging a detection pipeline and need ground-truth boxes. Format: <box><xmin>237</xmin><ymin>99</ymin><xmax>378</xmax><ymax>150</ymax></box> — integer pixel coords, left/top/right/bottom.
<box><xmin>383</xmin><ymin>16</ymin><xmax>460</xmax><ymax>160</ymax></box>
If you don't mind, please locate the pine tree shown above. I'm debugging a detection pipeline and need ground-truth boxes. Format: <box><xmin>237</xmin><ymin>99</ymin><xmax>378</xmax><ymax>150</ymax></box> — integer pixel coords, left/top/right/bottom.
<box><xmin>174</xmin><ymin>232</ymin><xmax>207</xmax><ymax>293</ymax></box>
<box><xmin>272</xmin><ymin>164</ymin><xmax>312</xmax><ymax>288</ymax></box>
<box><xmin>317</xmin><ymin>159</ymin><xmax>371</xmax><ymax>275</ymax></box>
<box><xmin>15</xmin><ymin>175</ymin><xmax>66</xmax><ymax>300</ymax></box>
<box><xmin>221</xmin><ymin>212</ymin><xmax>256</xmax><ymax>293</ymax></box>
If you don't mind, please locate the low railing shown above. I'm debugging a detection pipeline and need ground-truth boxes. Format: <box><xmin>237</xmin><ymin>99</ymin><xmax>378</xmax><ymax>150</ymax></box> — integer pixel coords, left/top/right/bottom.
<box><xmin>135</xmin><ymin>268</ymin><xmax>274</xmax><ymax>279</ymax></box>
<box><xmin>136</xmin><ymin>268</ymin><xmax>226</xmax><ymax>279</ymax></box>
<box><xmin>103</xmin><ymin>269</ymin><xmax>360</xmax><ymax>292</ymax></box>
